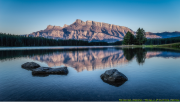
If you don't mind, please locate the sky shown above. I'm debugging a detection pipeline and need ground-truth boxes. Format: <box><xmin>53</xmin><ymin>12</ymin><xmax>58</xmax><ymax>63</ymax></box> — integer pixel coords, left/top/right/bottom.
<box><xmin>0</xmin><ymin>0</ymin><xmax>180</xmax><ymax>34</ymax></box>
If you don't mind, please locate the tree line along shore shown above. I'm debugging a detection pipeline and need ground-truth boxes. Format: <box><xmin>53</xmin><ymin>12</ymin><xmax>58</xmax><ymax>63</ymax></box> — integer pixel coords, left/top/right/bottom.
<box><xmin>0</xmin><ymin>29</ymin><xmax>180</xmax><ymax>47</ymax></box>
<box><xmin>0</xmin><ymin>33</ymin><xmax>122</xmax><ymax>46</ymax></box>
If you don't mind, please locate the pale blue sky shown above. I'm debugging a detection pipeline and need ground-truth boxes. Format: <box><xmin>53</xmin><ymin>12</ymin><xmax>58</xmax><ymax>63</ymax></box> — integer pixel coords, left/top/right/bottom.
<box><xmin>0</xmin><ymin>0</ymin><xmax>180</xmax><ymax>34</ymax></box>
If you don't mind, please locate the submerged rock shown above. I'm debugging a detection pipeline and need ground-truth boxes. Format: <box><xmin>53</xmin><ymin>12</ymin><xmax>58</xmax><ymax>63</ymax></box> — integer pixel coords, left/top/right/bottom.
<box><xmin>100</xmin><ymin>69</ymin><xmax>128</xmax><ymax>87</ymax></box>
<box><xmin>32</xmin><ymin>67</ymin><xmax>68</xmax><ymax>75</ymax></box>
<box><xmin>21</xmin><ymin>62</ymin><xmax>40</xmax><ymax>69</ymax></box>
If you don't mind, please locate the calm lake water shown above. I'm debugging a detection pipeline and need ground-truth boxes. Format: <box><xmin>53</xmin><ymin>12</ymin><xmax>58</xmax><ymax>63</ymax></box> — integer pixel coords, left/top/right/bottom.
<box><xmin>0</xmin><ymin>47</ymin><xmax>180</xmax><ymax>101</ymax></box>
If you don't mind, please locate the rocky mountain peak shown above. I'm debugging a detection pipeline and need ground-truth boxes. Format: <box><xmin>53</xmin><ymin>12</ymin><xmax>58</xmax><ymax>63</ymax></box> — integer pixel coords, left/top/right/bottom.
<box><xmin>74</xmin><ymin>19</ymin><xmax>86</xmax><ymax>25</ymax></box>
<box><xmin>45</xmin><ymin>25</ymin><xmax>62</xmax><ymax>30</ymax></box>
<box><xmin>63</xmin><ymin>24</ymin><xmax>69</xmax><ymax>28</ymax></box>
<box><xmin>74</xmin><ymin>19</ymin><xmax>119</xmax><ymax>29</ymax></box>
<box><xmin>27</xmin><ymin>19</ymin><xmax>180</xmax><ymax>42</ymax></box>
<box><xmin>27</xmin><ymin>19</ymin><xmax>135</xmax><ymax>42</ymax></box>
<box><xmin>46</xmin><ymin>25</ymin><xmax>54</xmax><ymax>30</ymax></box>
<box><xmin>73</xmin><ymin>19</ymin><xmax>134</xmax><ymax>32</ymax></box>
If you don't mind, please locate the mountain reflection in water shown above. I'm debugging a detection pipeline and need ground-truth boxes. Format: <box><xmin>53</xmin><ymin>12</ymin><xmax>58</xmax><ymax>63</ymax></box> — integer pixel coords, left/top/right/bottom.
<box><xmin>1</xmin><ymin>48</ymin><xmax>180</xmax><ymax>72</ymax></box>
<box><xmin>32</xmin><ymin>48</ymin><xmax>128</xmax><ymax>72</ymax></box>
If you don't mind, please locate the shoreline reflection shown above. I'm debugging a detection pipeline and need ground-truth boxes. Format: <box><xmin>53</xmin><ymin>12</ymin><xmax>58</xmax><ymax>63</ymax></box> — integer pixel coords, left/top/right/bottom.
<box><xmin>1</xmin><ymin>48</ymin><xmax>180</xmax><ymax>72</ymax></box>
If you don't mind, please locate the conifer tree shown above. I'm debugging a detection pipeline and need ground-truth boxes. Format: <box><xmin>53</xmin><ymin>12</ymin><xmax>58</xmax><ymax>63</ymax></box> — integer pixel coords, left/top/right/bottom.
<box><xmin>123</xmin><ymin>31</ymin><xmax>135</xmax><ymax>45</ymax></box>
<box><xmin>135</xmin><ymin>28</ymin><xmax>147</xmax><ymax>45</ymax></box>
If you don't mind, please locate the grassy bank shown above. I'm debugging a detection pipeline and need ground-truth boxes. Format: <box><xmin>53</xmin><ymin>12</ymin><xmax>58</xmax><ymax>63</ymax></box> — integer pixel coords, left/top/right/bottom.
<box><xmin>119</xmin><ymin>42</ymin><xmax>180</xmax><ymax>48</ymax></box>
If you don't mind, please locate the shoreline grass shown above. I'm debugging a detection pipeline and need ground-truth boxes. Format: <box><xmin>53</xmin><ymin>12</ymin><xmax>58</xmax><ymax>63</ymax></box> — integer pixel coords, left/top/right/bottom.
<box><xmin>119</xmin><ymin>42</ymin><xmax>180</xmax><ymax>48</ymax></box>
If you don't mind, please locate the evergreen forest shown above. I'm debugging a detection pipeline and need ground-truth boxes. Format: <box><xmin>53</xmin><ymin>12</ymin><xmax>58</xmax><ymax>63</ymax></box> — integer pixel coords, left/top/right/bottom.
<box><xmin>0</xmin><ymin>33</ymin><xmax>122</xmax><ymax>46</ymax></box>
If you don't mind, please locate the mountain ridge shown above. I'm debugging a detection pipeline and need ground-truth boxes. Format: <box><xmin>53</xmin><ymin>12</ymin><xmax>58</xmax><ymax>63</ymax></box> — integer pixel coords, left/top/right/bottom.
<box><xmin>145</xmin><ymin>32</ymin><xmax>180</xmax><ymax>38</ymax></box>
<box><xmin>27</xmin><ymin>19</ymin><xmax>135</xmax><ymax>42</ymax></box>
<box><xmin>27</xmin><ymin>19</ymin><xmax>180</xmax><ymax>42</ymax></box>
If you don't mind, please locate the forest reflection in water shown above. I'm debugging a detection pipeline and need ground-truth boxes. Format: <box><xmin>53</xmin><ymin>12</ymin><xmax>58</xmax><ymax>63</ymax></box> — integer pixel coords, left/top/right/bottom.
<box><xmin>122</xmin><ymin>48</ymin><xmax>147</xmax><ymax>65</ymax></box>
<box><xmin>1</xmin><ymin>47</ymin><xmax>180</xmax><ymax>72</ymax></box>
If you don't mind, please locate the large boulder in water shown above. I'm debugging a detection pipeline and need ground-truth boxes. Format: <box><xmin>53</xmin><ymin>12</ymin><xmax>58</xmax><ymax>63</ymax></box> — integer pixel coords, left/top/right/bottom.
<box><xmin>21</xmin><ymin>62</ymin><xmax>40</xmax><ymax>69</ymax></box>
<box><xmin>32</xmin><ymin>67</ymin><xmax>68</xmax><ymax>75</ymax></box>
<box><xmin>100</xmin><ymin>69</ymin><xmax>128</xmax><ymax>87</ymax></box>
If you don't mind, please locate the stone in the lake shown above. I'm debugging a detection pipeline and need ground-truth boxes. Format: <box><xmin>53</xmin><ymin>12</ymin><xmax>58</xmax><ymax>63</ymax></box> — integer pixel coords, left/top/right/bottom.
<box><xmin>32</xmin><ymin>67</ymin><xmax>68</xmax><ymax>75</ymax></box>
<box><xmin>21</xmin><ymin>62</ymin><xmax>40</xmax><ymax>69</ymax></box>
<box><xmin>100</xmin><ymin>69</ymin><xmax>128</xmax><ymax>86</ymax></box>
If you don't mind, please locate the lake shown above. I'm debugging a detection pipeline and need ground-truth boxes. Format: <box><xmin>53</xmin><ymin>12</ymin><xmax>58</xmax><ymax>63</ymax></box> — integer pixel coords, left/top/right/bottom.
<box><xmin>0</xmin><ymin>47</ymin><xmax>180</xmax><ymax>101</ymax></box>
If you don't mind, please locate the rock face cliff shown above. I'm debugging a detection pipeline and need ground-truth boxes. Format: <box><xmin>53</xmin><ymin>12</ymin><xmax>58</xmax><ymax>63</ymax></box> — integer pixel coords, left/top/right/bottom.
<box><xmin>27</xmin><ymin>19</ymin><xmax>135</xmax><ymax>42</ymax></box>
<box><xmin>27</xmin><ymin>19</ymin><xmax>180</xmax><ymax>42</ymax></box>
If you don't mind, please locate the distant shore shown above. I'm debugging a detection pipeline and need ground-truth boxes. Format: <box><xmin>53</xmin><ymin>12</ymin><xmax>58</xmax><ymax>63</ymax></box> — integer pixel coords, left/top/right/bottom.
<box><xmin>0</xmin><ymin>42</ymin><xmax>180</xmax><ymax>50</ymax></box>
<box><xmin>0</xmin><ymin>46</ymin><xmax>117</xmax><ymax>50</ymax></box>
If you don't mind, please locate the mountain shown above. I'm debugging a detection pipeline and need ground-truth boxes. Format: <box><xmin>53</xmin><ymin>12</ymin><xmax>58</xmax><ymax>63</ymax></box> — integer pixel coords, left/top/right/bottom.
<box><xmin>26</xmin><ymin>19</ymin><xmax>180</xmax><ymax>42</ymax></box>
<box><xmin>146</xmin><ymin>31</ymin><xmax>180</xmax><ymax>39</ymax></box>
<box><xmin>27</xmin><ymin>19</ymin><xmax>135</xmax><ymax>42</ymax></box>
